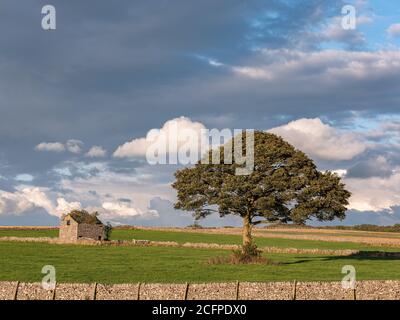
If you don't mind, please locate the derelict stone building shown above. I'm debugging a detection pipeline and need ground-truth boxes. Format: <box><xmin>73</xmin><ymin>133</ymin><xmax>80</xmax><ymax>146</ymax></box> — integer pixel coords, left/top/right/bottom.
<box><xmin>59</xmin><ymin>211</ymin><xmax>105</xmax><ymax>242</ymax></box>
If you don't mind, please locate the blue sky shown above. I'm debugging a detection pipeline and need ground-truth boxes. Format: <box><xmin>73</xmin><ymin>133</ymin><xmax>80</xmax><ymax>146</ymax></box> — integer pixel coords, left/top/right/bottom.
<box><xmin>0</xmin><ymin>0</ymin><xmax>400</xmax><ymax>226</ymax></box>
<box><xmin>357</xmin><ymin>0</ymin><xmax>400</xmax><ymax>48</ymax></box>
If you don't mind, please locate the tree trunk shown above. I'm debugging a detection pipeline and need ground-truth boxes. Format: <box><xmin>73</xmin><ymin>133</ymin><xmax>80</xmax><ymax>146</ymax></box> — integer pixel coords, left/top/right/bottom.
<box><xmin>242</xmin><ymin>214</ymin><xmax>252</xmax><ymax>246</ymax></box>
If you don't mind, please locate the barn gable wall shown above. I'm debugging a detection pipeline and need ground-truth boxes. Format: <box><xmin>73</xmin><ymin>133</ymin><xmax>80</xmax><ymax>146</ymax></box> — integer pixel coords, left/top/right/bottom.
<box><xmin>59</xmin><ymin>216</ymin><xmax>78</xmax><ymax>242</ymax></box>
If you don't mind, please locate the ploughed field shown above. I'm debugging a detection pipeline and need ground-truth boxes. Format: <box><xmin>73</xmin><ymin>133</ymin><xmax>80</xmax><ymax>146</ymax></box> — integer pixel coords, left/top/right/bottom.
<box><xmin>0</xmin><ymin>226</ymin><xmax>399</xmax><ymax>283</ymax></box>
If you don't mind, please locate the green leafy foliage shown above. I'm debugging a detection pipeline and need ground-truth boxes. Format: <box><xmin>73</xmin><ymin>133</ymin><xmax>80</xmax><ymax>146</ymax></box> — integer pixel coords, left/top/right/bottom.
<box><xmin>63</xmin><ymin>210</ymin><xmax>103</xmax><ymax>225</ymax></box>
<box><xmin>104</xmin><ymin>222</ymin><xmax>113</xmax><ymax>240</ymax></box>
<box><xmin>172</xmin><ymin>131</ymin><xmax>351</xmax><ymax>245</ymax></box>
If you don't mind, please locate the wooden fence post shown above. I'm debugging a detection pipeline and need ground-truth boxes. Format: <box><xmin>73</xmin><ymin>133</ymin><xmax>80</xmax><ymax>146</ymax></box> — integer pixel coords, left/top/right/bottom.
<box><xmin>292</xmin><ymin>280</ymin><xmax>297</xmax><ymax>300</ymax></box>
<box><xmin>183</xmin><ymin>282</ymin><xmax>189</xmax><ymax>300</ymax></box>
<box><xmin>137</xmin><ymin>282</ymin><xmax>142</xmax><ymax>300</ymax></box>
<box><xmin>92</xmin><ymin>282</ymin><xmax>98</xmax><ymax>300</ymax></box>
<box><xmin>13</xmin><ymin>281</ymin><xmax>19</xmax><ymax>300</ymax></box>
<box><xmin>52</xmin><ymin>282</ymin><xmax>57</xmax><ymax>300</ymax></box>
<box><xmin>236</xmin><ymin>281</ymin><xmax>240</xmax><ymax>300</ymax></box>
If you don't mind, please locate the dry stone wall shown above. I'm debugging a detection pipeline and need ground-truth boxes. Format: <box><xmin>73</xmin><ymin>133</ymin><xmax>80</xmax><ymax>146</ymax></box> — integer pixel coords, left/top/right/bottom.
<box><xmin>238</xmin><ymin>282</ymin><xmax>293</xmax><ymax>300</ymax></box>
<box><xmin>140</xmin><ymin>283</ymin><xmax>188</xmax><ymax>300</ymax></box>
<box><xmin>55</xmin><ymin>283</ymin><xmax>94</xmax><ymax>300</ymax></box>
<box><xmin>96</xmin><ymin>283</ymin><xmax>139</xmax><ymax>300</ymax></box>
<box><xmin>17</xmin><ymin>282</ymin><xmax>54</xmax><ymax>300</ymax></box>
<box><xmin>296</xmin><ymin>281</ymin><xmax>353</xmax><ymax>300</ymax></box>
<box><xmin>0</xmin><ymin>280</ymin><xmax>399</xmax><ymax>300</ymax></box>
<box><xmin>356</xmin><ymin>280</ymin><xmax>400</xmax><ymax>300</ymax></box>
<box><xmin>187</xmin><ymin>283</ymin><xmax>237</xmax><ymax>300</ymax></box>
<box><xmin>0</xmin><ymin>281</ymin><xmax>17</xmax><ymax>300</ymax></box>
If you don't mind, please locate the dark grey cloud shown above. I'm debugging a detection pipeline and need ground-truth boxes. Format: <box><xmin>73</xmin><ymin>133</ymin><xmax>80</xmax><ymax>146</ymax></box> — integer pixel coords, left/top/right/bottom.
<box><xmin>0</xmin><ymin>209</ymin><xmax>59</xmax><ymax>226</ymax></box>
<box><xmin>346</xmin><ymin>157</ymin><xmax>393</xmax><ymax>179</ymax></box>
<box><xmin>0</xmin><ymin>0</ymin><xmax>346</xmax><ymax>171</ymax></box>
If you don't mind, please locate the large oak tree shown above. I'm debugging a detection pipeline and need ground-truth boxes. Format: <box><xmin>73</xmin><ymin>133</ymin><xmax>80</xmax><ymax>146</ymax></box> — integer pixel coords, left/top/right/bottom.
<box><xmin>172</xmin><ymin>131</ymin><xmax>351</xmax><ymax>247</ymax></box>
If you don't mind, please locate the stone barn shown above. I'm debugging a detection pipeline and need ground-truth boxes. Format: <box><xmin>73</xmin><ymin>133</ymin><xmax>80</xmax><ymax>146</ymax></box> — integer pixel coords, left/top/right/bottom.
<box><xmin>59</xmin><ymin>210</ymin><xmax>106</xmax><ymax>242</ymax></box>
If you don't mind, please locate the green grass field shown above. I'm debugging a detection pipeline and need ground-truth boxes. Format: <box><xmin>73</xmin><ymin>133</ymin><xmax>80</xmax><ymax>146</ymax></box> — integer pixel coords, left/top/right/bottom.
<box><xmin>0</xmin><ymin>241</ymin><xmax>399</xmax><ymax>283</ymax></box>
<box><xmin>0</xmin><ymin>228</ymin><xmax>399</xmax><ymax>283</ymax></box>
<box><xmin>0</xmin><ymin>229</ymin><xmax>59</xmax><ymax>238</ymax></box>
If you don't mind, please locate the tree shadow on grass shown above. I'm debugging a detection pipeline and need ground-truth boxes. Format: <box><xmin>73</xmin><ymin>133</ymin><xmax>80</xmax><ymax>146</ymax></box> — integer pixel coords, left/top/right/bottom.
<box><xmin>281</xmin><ymin>251</ymin><xmax>400</xmax><ymax>265</ymax></box>
<box><xmin>281</xmin><ymin>258</ymin><xmax>314</xmax><ymax>265</ymax></box>
<box><xmin>323</xmin><ymin>251</ymin><xmax>400</xmax><ymax>261</ymax></box>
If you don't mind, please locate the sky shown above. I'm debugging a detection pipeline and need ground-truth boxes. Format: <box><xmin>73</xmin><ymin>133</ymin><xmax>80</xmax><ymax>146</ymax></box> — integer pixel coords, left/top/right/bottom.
<box><xmin>0</xmin><ymin>0</ymin><xmax>400</xmax><ymax>227</ymax></box>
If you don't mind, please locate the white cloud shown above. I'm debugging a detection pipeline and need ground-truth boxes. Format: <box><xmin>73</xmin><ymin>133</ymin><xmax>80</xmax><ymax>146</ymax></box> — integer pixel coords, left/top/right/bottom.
<box><xmin>387</xmin><ymin>23</ymin><xmax>400</xmax><ymax>38</ymax></box>
<box><xmin>0</xmin><ymin>187</ymin><xmax>54</xmax><ymax>216</ymax></box>
<box><xmin>15</xmin><ymin>174</ymin><xmax>34</xmax><ymax>182</ymax></box>
<box><xmin>228</xmin><ymin>49</ymin><xmax>400</xmax><ymax>82</ymax></box>
<box><xmin>15</xmin><ymin>187</ymin><xmax>54</xmax><ymax>214</ymax></box>
<box><xmin>102</xmin><ymin>201</ymin><xmax>158</xmax><ymax>218</ymax></box>
<box><xmin>0</xmin><ymin>186</ymin><xmax>82</xmax><ymax>217</ymax></box>
<box><xmin>318</xmin><ymin>16</ymin><xmax>367</xmax><ymax>47</ymax></box>
<box><xmin>232</xmin><ymin>66</ymin><xmax>273</xmax><ymax>79</ymax></box>
<box><xmin>55</xmin><ymin>198</ymin><xmax>82</xmax><ymax>214</ymax></box>
<box><xmin>0</xmin><ymin>190</ymin><xmax>33</xmax><ymax>216</ymax></box>
<box><xmin>269</xmin><ymin>118</ymin><xmax>367</xmax><ymax>161</ymax></box>
<box><xmin>35</xmin><ymin>142</ymin><xmax>65</xmax><ymax>152</ymax></box>
<box><xmin>35</xmin><ymin>140</ymin><xmax>84</xmax><ymax>154</ymax></box>
<box><xmin>208</xmin><ymin>58</ymin><xmax>223</xmax><ymax>67</ymax></box>
<box><xmin>113</xmin><ymin>116</ymin><xmax>207</xmax><ymax>158</ymax></box>
<box><xmin>331</xmin><ymin>169</ymin><xmax>347</xmax><ymax>178</ymax></box>
<box><xmin>66</xmin><ymin>139</ymin><xmax>83</xmax><ymax>154</ymax></box>
<box><xmin>85</xmin><ymin>146</ymin><xmax>107</xmax><ymax>158</ymax></box>
<box><xmin>58</xmin><ymin>161</ymin><xmax>174</xmax><ymax>221</ymax></box>
<box><xmin>345</xmin><ymin>170</ymin><xmax>400</xmax><ymax>212</ymax></box>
